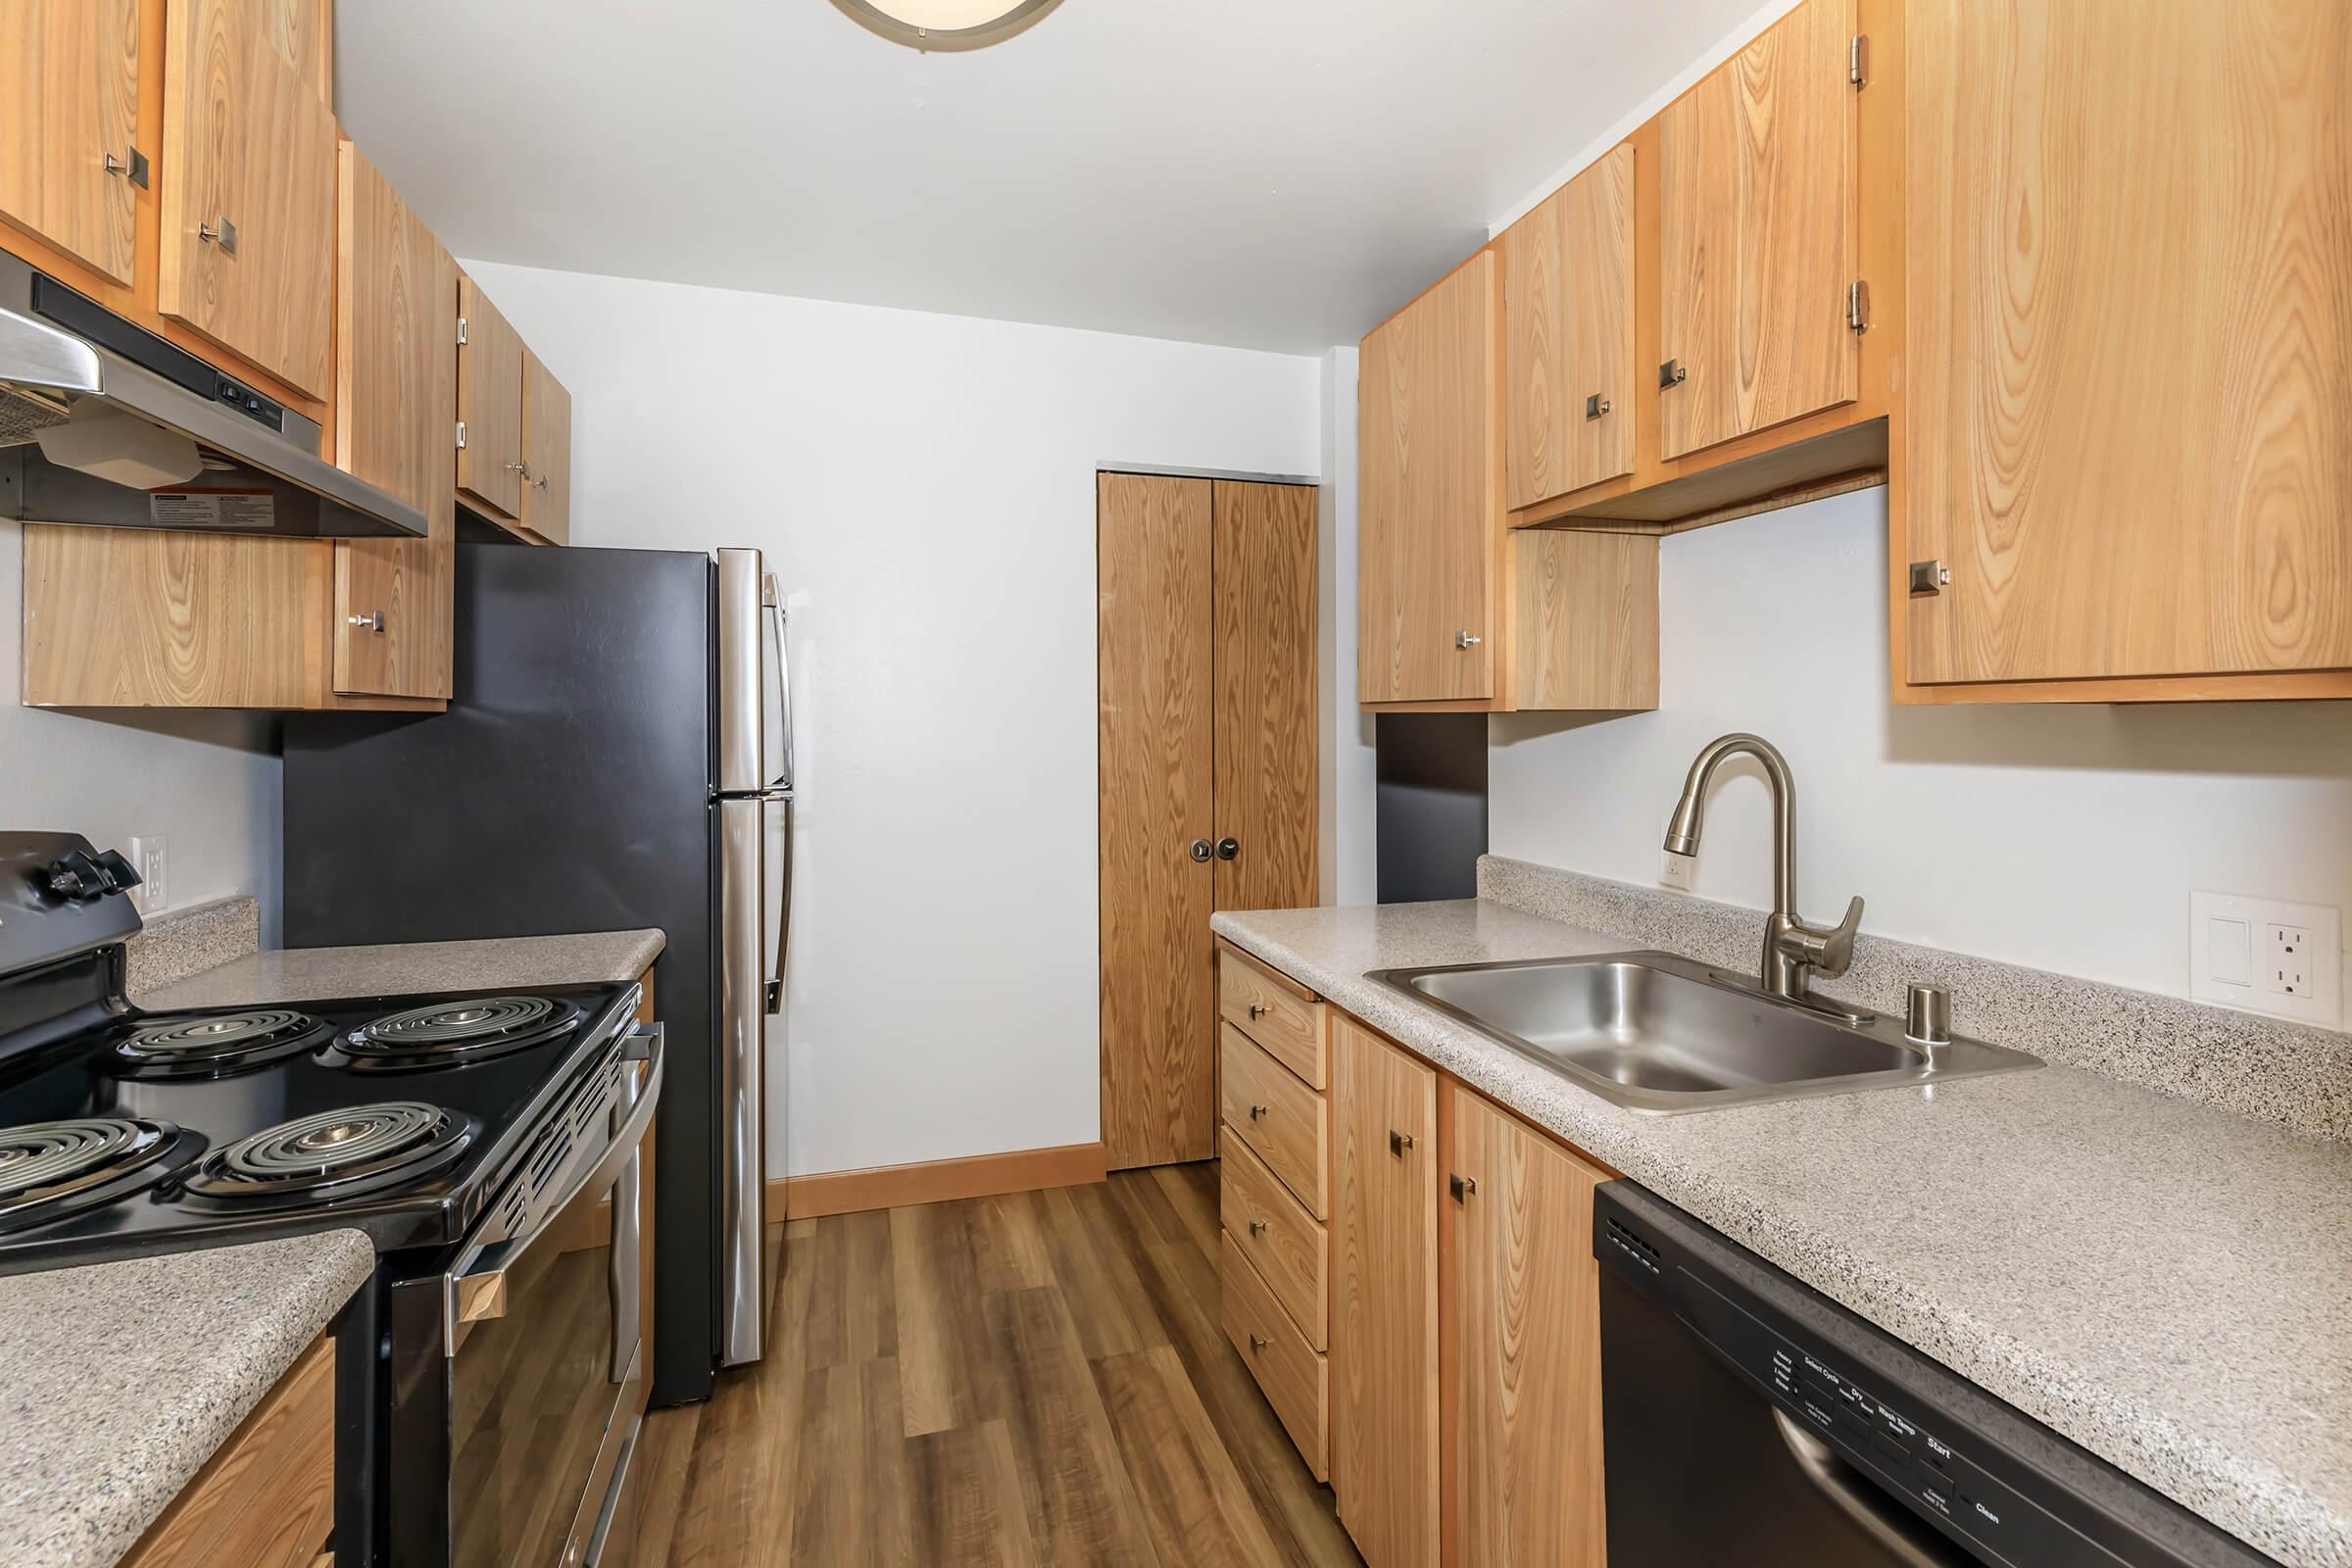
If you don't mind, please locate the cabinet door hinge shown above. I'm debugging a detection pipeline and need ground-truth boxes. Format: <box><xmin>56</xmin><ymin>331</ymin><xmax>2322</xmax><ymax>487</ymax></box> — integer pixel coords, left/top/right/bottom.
<box><xmin>457</xmin><ymin>316</ymin><xmax>469</xmax><ymax>346</ymax></box>
<box><xmin>1849</xmin><ymin>33</ymin><xmax>1868</xmax><ymax>88</ymax></box>
<box><xmin>1846</xmin><ymin>280</ymin><xmax>1871</xmax><ymax>334</ymax></box>
<box><xmin>456</xmin><ymin>419</ymin><xmax>468</xmax><ymax>451</ymax></box>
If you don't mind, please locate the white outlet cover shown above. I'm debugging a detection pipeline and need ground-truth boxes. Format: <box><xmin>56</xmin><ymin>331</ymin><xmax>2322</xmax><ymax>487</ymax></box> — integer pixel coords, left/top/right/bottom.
<box><xmin>128</xmin><ymin>833</ymin><xmax>168</xmax><ymax>916</ymax></box>
<box><xmin>1660</xmin><ymin>852</ymin><xmax>1696</xmax><ymax>893</ymax></box>
<box><xmin>2190</xmin><ymin>891</ymin><xmax>2339</xmax><ymax>1028</ymax></box>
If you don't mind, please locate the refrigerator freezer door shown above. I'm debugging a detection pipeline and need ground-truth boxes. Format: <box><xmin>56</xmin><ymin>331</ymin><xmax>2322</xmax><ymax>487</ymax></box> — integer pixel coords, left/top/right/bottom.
<box><xmin>717</xmin><ymin>793</ymin><xmax>767</xmax><ymax>1367</ymax></box>
<box><xmin>716</xmin><ymin>548</ymin><xmax>766</xmax><ymax>796</ymax></box>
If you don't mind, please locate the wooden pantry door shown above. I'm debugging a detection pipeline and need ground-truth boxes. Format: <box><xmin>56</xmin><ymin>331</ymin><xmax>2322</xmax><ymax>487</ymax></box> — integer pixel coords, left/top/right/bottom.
<box><xmin>1099</xmin><ymin>472</ymin><xmax>1319</xmax><ymax>1170</ymax></box>
<box><xmin>1212</xmin><ymin>479</ymin><xmax>1318</xmax><ymax>915</ymax></box>
<box><xmin>1099</xmin><ymin>472</ymin><xmax>1218</xmax><ymax>1169</ymax></box>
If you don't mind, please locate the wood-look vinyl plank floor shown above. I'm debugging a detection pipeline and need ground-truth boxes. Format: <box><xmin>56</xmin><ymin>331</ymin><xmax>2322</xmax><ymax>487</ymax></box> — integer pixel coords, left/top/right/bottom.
<box><xmin>612</xmin><ymin>1163</ymin><xmax>1360</xmax><ymax>1568</ymax></box>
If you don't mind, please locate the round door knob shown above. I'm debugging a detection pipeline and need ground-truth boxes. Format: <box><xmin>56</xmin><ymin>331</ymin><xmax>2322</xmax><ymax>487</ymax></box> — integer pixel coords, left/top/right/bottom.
<box><xmin>1188</xmin><ymin>839</ymin><xmax>1213</xmax><ymax>862</ymax></box>
<box><xmin>1214</xmin><ymin>837</ymin><xmax>1239</xmax><ymax>861</ymax></box>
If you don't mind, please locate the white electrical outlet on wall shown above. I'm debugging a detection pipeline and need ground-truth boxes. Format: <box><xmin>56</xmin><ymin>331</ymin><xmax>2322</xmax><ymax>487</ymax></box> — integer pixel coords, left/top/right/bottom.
<box><xmin>2189</xmin><ymin>891</ymin><xmax>2339</xmax><ymax>1028</ymax></box>
<box><xmin>127</xmin><ymin>833</ymin><xmax>168</xmax><ymax>915</ymax></box>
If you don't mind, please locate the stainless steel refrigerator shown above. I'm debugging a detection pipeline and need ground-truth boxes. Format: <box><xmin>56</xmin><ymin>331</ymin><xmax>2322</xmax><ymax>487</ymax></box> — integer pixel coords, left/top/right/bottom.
<box><xmin>281</xmin><ymin>543</ymin><xmax>792</xmax><ymax>1404</ymax></box>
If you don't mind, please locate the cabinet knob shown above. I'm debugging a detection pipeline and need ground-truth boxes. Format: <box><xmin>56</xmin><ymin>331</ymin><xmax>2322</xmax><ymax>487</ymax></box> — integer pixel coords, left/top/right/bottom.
<box><xmin>1189</xmin><ymin>838</ymin><xmax>1213</xmax><ymax>863</ymax></box>
<box><xmin>506</xmin><ymin>462</ymin><xmax>530</xmax><ymax>476</ymax></box>
<box><xmin>198</xmin><ymin>218</ymin><xmax>238</xmax><ymax>255</ymax></box>
<box><xmin>347</xmin><ymin>611</ymin><xmax>384</xmax><ymax>634</ymax></box>
<box><xmin>1248</xmin><ymin>1218</ymin><xmax>1267</xmax><ymax>1237</ymax></box>
<box><xmin>1247</xmin><ymin>1003</ymin><xmax>1268</xmax><ymax>1019</ymax></box>
<box><xmin>1389</xmin><ymin>1129</ymin><xmax>1414</xmax><ymax>1157</ymax></box>
<box><xmin>1658</xmin><ymin>358</ymin><xmax>1688</xmax><ymax>388</ymax></box>
<box><xmin>1449</xmin><ymin>1172</ymin><xmax>1477</xmax><ymax>1201</ymax></box>
<box><xmin>1454</xmin><ymin>630</ymin><xmax>1482</xmax><ymax>650</ymax></box>
<box><xmin>1248</xmin><ymin>1334</ymin><xmax>1269</xmax><ymax>1352</ymax></box>
<box><xmin>1249</xmin><ymin>1103</ymin><xmax>1269</xmax><ymax>1120</ymax></box>
<box><xmin>533</xmin><ymin>473</ymin><xmax>550</xmax><ymax>490</ymax></box>
<box><xmin>1214</xmin><ymin>837</ymin><xmax>1239</xmax><ymax>861</ymax></box>
<box><xmin>1585</xmin><ymin>393</ymin><xmax>1612</xmax><ymax>420</ymax></box>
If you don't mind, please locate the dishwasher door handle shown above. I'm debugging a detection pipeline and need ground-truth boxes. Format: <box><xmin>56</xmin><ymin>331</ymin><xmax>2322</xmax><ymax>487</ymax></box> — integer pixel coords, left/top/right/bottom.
<box><xmin>1771</xmin><ymin>1407</ymin><xmax>1971</xmax><ymax>1568</ymax></box>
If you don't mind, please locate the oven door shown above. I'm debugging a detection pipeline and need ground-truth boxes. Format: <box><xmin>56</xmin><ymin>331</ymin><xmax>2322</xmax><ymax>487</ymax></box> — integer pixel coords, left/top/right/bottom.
<box><xmin>387</xmin><ymin>1024</ymin><xmax>662</xmax><ymax>1568</ymax></box>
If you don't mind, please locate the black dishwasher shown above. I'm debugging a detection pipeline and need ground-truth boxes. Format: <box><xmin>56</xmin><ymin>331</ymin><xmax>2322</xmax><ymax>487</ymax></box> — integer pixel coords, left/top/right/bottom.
<box><xmin>1592</xmin><ymin>1182</ymin><xmax>2281</xmax><ymax>1568</ymax></box>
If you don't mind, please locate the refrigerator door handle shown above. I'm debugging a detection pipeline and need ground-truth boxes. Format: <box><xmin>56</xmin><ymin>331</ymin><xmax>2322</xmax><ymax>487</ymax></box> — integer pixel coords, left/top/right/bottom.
<box><xmin>762</xmin><ymin>580</ymin><xmax>793</xmax><ymax>792</ymax></box>
<box><xmin>717</xmin><ymin>796</ymin><xmax>766</xmax><ymax>1367</ymax></box>
<box><xmin>766</xmin><ymin>794</ymin><xmax>792</xmax><ymax>1015</ymax></box>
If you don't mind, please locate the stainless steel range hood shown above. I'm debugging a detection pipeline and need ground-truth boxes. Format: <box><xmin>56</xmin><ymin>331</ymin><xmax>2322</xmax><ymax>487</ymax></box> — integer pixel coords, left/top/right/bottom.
<box><xmin>0</xmin><ymin>253</ymin><xmax>425</xmax><ymax>539</ymax></box>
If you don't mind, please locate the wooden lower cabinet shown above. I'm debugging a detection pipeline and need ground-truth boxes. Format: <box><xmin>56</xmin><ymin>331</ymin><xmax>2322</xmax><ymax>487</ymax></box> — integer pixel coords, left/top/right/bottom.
<box><xmin>1450</xmin><ymin>1085</ymin><xmax>1609</xmax><ymax>1568</ymax></box>
<box><xmin>122</xmin><ymin>1335</ymin><xmax>336</xmax><ymax>1568</ymax></box>
<box><xmin>1224</xmin><ymin>995</ymin><xmax>1611</xmax><ymax>1568</ymax></box>
<box><xmin>1332</xmin><ymin>1015</ymin><xmax>1440</xmax><ymax>1568</ymax></box>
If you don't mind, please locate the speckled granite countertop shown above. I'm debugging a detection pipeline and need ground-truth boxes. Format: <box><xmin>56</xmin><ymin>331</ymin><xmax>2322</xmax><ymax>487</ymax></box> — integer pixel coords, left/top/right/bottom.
<box><xmin>136</xmin><ymin>928</ymin><xmax>666</xmax><ymax>1010</ymax></box>
<box><xmin>1212</xmin><ymin>900</ymin><xmax>2352</xmax><ymax>1568</ymax></box>
<box><xmin>0</xmin><ymin>1231</ymin><xmax>374</xmax><ymax>1568</ymax></box>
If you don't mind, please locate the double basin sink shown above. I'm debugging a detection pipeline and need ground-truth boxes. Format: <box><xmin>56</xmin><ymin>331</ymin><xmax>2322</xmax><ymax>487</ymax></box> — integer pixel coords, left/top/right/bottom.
<box><xmin>1369</xmin><ymin>951</ymin><xmax>2038</xmax><ymax>1114</ymax></box>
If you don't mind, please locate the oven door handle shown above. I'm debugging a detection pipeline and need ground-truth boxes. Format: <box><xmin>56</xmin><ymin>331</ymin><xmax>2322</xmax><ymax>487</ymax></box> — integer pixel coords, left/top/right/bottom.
<box><xmin>1772</xmin><ymin>1407</ymin><xmax>1971</xmax><ymax>1568</ymax></box>
<box><xmin>444</xmin><ymin>1025</ymin><xmax>664</xmax><ymax>1354</ymax></box>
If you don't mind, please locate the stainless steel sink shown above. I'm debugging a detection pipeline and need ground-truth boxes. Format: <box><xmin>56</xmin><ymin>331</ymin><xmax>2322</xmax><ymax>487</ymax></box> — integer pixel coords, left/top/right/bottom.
<box><xmin>1368</xmin><ymin>951</ymin><xmax>2038</xmax><ymax>1113</ymax></box>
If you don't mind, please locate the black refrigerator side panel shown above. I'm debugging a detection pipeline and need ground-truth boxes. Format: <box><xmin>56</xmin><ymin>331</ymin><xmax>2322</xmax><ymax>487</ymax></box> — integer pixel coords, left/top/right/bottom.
<box><xmin>283</xmin><ymin>542</ymin><xmax>722</xmax><ymax>1406</ymax></box>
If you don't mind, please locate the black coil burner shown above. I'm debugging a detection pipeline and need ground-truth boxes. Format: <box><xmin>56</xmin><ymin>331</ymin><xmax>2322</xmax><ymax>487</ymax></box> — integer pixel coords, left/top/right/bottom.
<box><xmin>0</xmin><ymin>1116</ymin><xmax>187</xmax><ymax>1231</ymax></box>
<box><xmin>183</xmin><ymin>1102</ymin><xmax>476</xmax><ymax>1204</ymax></box>
<box><xmin>110</xmin><ymin>1009</ymin><xmax>331</xmax><ymax>1078</ymax></box>
<box><xmin>334</xmin><ymin>996</ymin><xmax>582</xmax><ymax>1070</ymax></box>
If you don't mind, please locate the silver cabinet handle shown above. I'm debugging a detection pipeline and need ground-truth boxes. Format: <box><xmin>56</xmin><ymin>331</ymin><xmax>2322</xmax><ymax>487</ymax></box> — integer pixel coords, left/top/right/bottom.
<box><xmin>347</xmin><ymin>611</ymin><xmax>384</xmax><ymax>633</ymax></box>
<box><xmin>506</xmin><ymin>461</ymin><xmax>530</xmax><ymax>475</ymax></box>
<box><xmin>198</xmin><ymin>218</ymin><xmax>237</xmax><ymax>254</ymax></box>
<box><xmin>1455</xmin><ymin>630</ymin><xmax>1482</xmax><ymax>649</ymax></box>
<box><xmin>533</xmin><ymin>473</ymin><xmax>550</xmax><ymax>490</ymax></box>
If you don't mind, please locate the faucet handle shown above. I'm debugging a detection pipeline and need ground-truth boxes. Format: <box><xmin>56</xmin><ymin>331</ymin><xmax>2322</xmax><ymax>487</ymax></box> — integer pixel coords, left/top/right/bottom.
<box><xmin>1815</xmin><ymin>896</ymin><xmax>1864</xmax><ymax>977</ymax></box>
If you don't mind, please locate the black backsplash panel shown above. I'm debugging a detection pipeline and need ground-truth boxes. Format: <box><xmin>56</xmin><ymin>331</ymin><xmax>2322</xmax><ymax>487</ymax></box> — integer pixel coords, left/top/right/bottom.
<box><xmin>1376</xmin><ymin>713</ymin><xmax>1489</xmax><ymax>903</ymax></box>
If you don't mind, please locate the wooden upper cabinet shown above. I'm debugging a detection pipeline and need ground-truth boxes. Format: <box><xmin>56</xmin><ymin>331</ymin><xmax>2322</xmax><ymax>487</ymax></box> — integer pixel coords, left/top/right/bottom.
<box><xmin>0</xmin><ymin>0</ymin><xmax>140</xmax><ymax>284</ymax></box>
<box><xmin>1502</xmin><ymin>143</ymin><xmax>1636</xmax><ymax>511</ymax></box>
<box><xmin>520</xmin><ymin>349</ymin><xmax>573</xmax><ymax>544</ymax></box>
<box><xmin>1358</xmin><ymin>251</ymin><xmax>1499</xmax><ymax>704</ymax></box>
<box><xmin>1451</xmin><ymin>1087</ymin><xmax>1609</xmax><ymax>1568</ymax></box>
<box><xmin>458</xmin><ymin>274</ymin><xmax>526</xmax><ymax>522</ymax></box>
<box><xmin>159</xmin><ymin>0</ymin><xmax>336</xmax><ymax>400</ymax></box>
<box><xmin>1656</xmin><ymin>0</ymin><xmax>1858</xmax><ymax>462</ymax></box>
<box><xmin>1901</xmin><ymin>0</ymin><xmax>2352</xmax><ymax>687</ymax></box>
<box><xmin>1332</xmin><ymin>1016</ymin><xmax>1439</xmax><ymax>1568</ymax></box>
<box><xmin>333</xmin><ymin>142</ymin><xmax>456</xmax><ymax>700</ymax></box>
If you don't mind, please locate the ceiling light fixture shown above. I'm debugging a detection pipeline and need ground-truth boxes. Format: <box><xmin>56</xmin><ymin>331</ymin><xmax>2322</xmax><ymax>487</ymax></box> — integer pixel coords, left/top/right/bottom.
<box><xmin>829</xmin><ymin>0</ymin><xmax>1066</xmax><ymax>51</ymax></box>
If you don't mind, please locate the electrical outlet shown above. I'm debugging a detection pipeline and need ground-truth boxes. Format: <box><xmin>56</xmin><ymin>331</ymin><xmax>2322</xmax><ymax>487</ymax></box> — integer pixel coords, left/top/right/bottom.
<box><xmin>128</xmin><ymin>833</ymin><xmax>167</xmax><ymax>914</ymax></box>
<box><xmin>1660</xmin><ymin>852</ymin><xmax>1696</xmax><ymax>892</ymax></box>
<box><xmin>2190</xmin><ymin>891</ymin><xmax>2338</xmax><ymax>1027</ymax></box>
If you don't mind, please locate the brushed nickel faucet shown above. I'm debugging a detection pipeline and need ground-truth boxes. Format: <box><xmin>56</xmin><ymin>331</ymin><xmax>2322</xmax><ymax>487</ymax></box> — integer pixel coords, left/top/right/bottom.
<box><xmin>1663</xmin><ymin>733</ymin><xmax>1864</xmax><ymax>1008</ymax></box>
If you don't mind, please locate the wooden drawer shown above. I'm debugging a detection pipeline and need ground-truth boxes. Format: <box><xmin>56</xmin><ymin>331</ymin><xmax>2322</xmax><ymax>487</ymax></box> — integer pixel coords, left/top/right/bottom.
<box><xmin>1218</xmin><ymin>946</ymin><xmax>1327</xmax><ymax>1089</ymax></box>
<box><xmin>1221</xmin><ymin>1229</ymin><xmax>1328</xmax><ymax>1482</ymax></box>
<box><xmin>1219</xmin><ymin>1125</ymin><xmax>1327</xmax><ymax>1350</ymax></box>
<box><xmin>1219</xmin><ymin>1023</ymin><xmax>1329</xmax><ymax>1219</ymax></box>
<box><xmin>122</xmin><ymin>1336</ymin><xmax>336</xmax><ymax>1568</ymax></box>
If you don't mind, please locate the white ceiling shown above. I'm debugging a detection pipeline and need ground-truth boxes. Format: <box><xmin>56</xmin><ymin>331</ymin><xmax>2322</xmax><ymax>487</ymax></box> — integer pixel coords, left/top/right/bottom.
<box><xmin>333</xmin><ymin>0</ymin><xmax>1765</xmax><ymax>354</ymax></box>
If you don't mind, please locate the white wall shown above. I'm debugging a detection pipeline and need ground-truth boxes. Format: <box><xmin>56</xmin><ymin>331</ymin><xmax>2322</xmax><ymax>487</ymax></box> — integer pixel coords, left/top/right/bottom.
<box><xmin>1318</xmin><ymin>346</ymin><xmax>1379</xmax><ymax>907</ymax></box>
<box><xmin>461</xmin><ymin>261</ymin><xmax>1321</xmax><ymax>1178</ymax></box>
<box><xmin>1489</xmin><ymin>490</ymin><xmax>2352</xmax><ymax>1001</ymax></box>
<box><xmin>0</xmin><ymin>522</ymin><xmax>280</xmax><ymax>931</ymax></box>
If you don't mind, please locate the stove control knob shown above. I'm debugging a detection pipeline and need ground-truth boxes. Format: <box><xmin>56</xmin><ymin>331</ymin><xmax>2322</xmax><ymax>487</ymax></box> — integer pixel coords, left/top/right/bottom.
<box><xmin>93</xmin><ymin>849</ymin><xmax>142</xmax><ymax>895</ymax></box>
<box><xmin>43</xmin><ymin>849</ymin><xmax>106</xmax><ymax>900</ymax></box>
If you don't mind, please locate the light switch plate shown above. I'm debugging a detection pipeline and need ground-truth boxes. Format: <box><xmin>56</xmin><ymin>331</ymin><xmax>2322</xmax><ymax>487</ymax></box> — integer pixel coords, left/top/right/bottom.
<box><xmin>2190</xmin><ymin>890</ymin><xmax>2338</xmax><ymax>1027</ymax></box>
